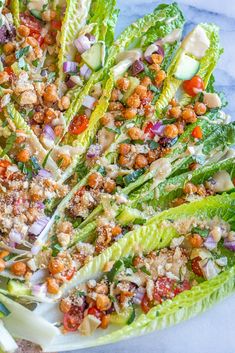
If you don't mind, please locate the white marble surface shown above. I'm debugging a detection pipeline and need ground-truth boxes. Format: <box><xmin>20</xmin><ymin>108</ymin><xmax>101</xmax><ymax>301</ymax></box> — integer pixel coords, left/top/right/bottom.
<box><xmin>64</xmin><ymin>1</ymin><xmax>235</xmax><ymax>352</ymax></box>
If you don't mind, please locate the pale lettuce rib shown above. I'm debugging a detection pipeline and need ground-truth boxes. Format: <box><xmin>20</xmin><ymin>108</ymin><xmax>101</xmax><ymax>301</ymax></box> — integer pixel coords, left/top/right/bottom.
<box><xmin>10</xmin><ymin>0</ymin><xmax>20</xmax><ymax>27</ymax></box>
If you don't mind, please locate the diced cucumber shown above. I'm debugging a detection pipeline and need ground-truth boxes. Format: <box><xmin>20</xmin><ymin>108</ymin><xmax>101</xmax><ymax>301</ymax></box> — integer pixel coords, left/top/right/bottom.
<box><xmin>123</xmin><ymin>168</ymin><xmax>145</xmax><ymax>186</ymax></box>
<box><xmin>7</xmin><ymin>280</ymin><xmax>31</xmax><ymax>297</ymax></box>
<box><xmin>0</xmin><ymin>303</ymin><xmax>10</xmax><ymax>318</ymax></box>
<box><xmin>81</xmin><ymin>42</ymin><xmax>106</xmax><ymax>71</ymax></box>
<box><xmin>117</xmin><ymin>207</ymin><xmax>145</xmax><ymax>226</ymax></box>
<box><xmin>122</xmin><ymin>76</ymin><xmax>140</xmax><ymax>102</ymax></box>
<box><xmin>174</xmin><ymin>53</ymin><xmax>200</xmax><ymax>80</ymax></box>
<box><xmin>110</xmin><ymin>307</ymin><xmax>133</xmax><ymax>325</ymax></box>
<box><xmin>29</xmin><ymin>9</ymin><xmax>42</xmax><ymax>20</ymax></box>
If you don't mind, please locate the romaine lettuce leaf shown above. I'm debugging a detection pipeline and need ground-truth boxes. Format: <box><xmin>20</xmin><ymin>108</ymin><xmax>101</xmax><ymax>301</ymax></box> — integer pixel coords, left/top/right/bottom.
<box><xmin>10</xmin><ymin>0</ymin><xmax>20</xmax><ymax>27</ymax></box>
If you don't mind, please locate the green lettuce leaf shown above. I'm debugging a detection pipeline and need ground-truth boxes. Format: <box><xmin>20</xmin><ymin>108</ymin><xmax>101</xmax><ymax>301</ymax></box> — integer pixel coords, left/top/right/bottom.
<box><xmin>10</xmin><ymin>0</ymin><xmax>20</xmax><ymax>27</ymax></box>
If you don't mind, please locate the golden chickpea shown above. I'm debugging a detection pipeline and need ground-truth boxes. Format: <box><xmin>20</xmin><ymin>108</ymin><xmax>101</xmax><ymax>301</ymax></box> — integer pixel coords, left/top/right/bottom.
<box><xmin>60</xmin><ymin>298</ymin><xmax>71</xmax><ymax>314</ymax></box>
<box><xmin>44</xmin><ymin>33</ymin><xmax>55</xmax><ymax>45</ymax></box>
<box><xmin>42</xmin><ymin>10</ymin><xmax>56</xmax><ymax>21</ymax></box>
<box><xmin>164</xmin><ymin>124</ymin><xmax>179</xmax><ymax>139</ymax></box>
<box><xmin>43</xmin><ymin>84</ymin><xmax>58</xmax><ymax>103</ymax></box>
<box><xmin>31</xmin><ymin>124</ymin><xmax>42</xmax><ymax>136</ymax></box>
<box><xmin>155</xmin><ymin>70</ymin><xmax>166</xmax><ymax>87</ymax></box>
<box><xmin>48</xmin><ymin>258</ymin><xmax>64</xmax><ymax>275</ymax></box>
<box><xmin>111</xmin><ymin>88</ymin><xmax>121</xmax><ymax>102</ymax></box>
<box><xmin>194</xmin><ymin>102</ymin><xmax>207</xmax><ymax>116</ymax></box>
<box><xmin>189</xmin><ymin>234</ymin><xmax>203</xmax><ymax>248</ymax></box>
<box><xmin>96</xmin><ymin>283</ymin><xmax>109</xmax><ymax>294</ymax></box>
<box><xmin>128</xmin><ymin>126</ymin><xmax>143</xmax><ymax>140</ymax></box>
<box><xmin>183</xmin><ymin>182</ymin><xmax>197</xmax><ymax>194</ymax></box>
<box><xmin>112</xmin><ymin>225</ymin><xmax>122</xmax><ymax>237</ymax></box>
<box><xmin>197</xmin><ymin>184</ymin><xmax>207</xmax><ymax>196</ymax></box>
<box><xmin>59</xmin><ymin>96</ymin><xmax>70</xmax><ymax>111</ymax></box>
<box><xmin>26</xmin><ymin>36</ymin><xmax>38</xmax><ymax>47</ymax></box>
<box><xmin>147</xmin><ymin>150</ymin><xmax>157</xmax><ymax>164</ymax></box>
<box><xmin>134</xmin><ymin>154</ymin><xmax>148</xmax><ymax>169</ymax></box>
<box><xmin>135</xmin><ymin>85</ymin><xmax>148</xmax><ymax>99</ymax></box>
<box><xmin>5</xmin><ymin>54</ymin><xmax>15</xmax><ymax>66</ymax></box>
<box><xmin>101</xmin><ymin>114</ymin><xmax>113</xmax><ymax>126</ymax></box>
<box><xmin>57</xmin><ymin>221</ymin><xmax>73</xmax><ymax>234</ymax></box>
<box><xmin>151</xmin><ymin>53</ymin><xmax>163</xmax><ymax>65</ymax></box>
<box><xmin>33</xmin><ymin>112</ymin><xmax>44</xmax><ymax>124</ymax></box>
<box><xmin>0</xmin><ymin>71</ymin><xmax>9</xmax><ymax>84</ymax></box>
<box><xmin>168</xmin><ymin>106</ymin><xmax>182</xmax><ymax>119</ymax></box>
<box><xmin>54</xmin><ymin>125</ymin><xmax>64</xmax><ymax>137</ymax></box>
<box><xmin>127</xmin><ymin>93</ymin><xmax>141</xmax><ymax>109</ymax></box>
<box><xmin>100</xmin><ymin>315</ymin><xmax>110</xmax><ymax>329</ymax></box>
<box><xmin>96</xmin><ymin>294</ymin><xmax>112</xmax><ymax>311</ymax></box>
<box><xmin>11</xmin><ymin>262</ymin><xmax>27</xmax><ymax>276</ymax></box>
<box><xmin>141</xmin><ymin>76</ymin><xmax>152</xmax><ymax>87</ymax></box>
<box><xmin>104</xmin><ymin>179</ymin><xmax>116</xmax><ymax>193</ymax></box>
<box><xmin>34</xmin><ymin>46</ymin><xmax>43</xmax><ymax>59</ymax></box>
<box><xmin>3</xmin><ymin>42</ymin><xmax>15</xmax><ymax>55</ymax></box>
<box><xmin>123</xmin><ymin>107</ymin><xmax>137</xmax><ymax>120</ymax></box>
<box><xmin>118</xmin><ymin>155</ymin><xmax>130</xmax><ymax>167</ymax></box>
<box><xmin>116</xmin><ymin>77</ymin><xmax>130</xmax><ymax>91</ymax></box>
<box><xmin>182</xmin><ymin>108</ymin><xmax>197</xmax><ymax>123</ymax></box>
<box><xmin>48</xmin><ymin>63</ymin><xmax>56</xmax><ymax>72</ymax></box>
<box><xmin>174</xmin><ymin>121</ymin><xmax>185</xmax><ymax>135</ymax></box>
<box><xmin>109</xmin><ymin>101</ymin><xmax>124</xmax><ymax>111</ymax></box>
<box><xmin>170</xmin><ymin>98</ymin><xmax>178</xmax><ymax>107</ymax></box>
<box><xmin>59</xmin><ymin>154</ymin><xmax>72</xmax><ymax>169</ymax></box>
<box><xmin>16</xmin><ymin>149</ymin><xmax>30</xmax><ymax>163</ymax></box>
<box><xmin>119</xmin><ymin>143</ymin><xmax>131</xmax><ymax>155</ymax></box>
<box><xmin>150</xmin><ymin>63</ymin><xmax>160</xmax><ymax>72</ymax></box>
<box><xmin>87</xmin><ymin>172</ymin><xmax>103</xmax><ymax>189</ymax></box>
<box><xmin>0</xmin><ymin>250</ymin><xmax>9</xmax><ymax>259</ymax></box>
<box><xmin>47</xmin><ymin>277</ymin><xmax>60</xmax><ymax>294</ymax></box>
<box><xmin>0</xmin><ymin>258</ymin><xmax>5</xmax><ymax>272</ymax></box>
<box><xmin>18</xmin><ymin>25</ymin><xmax>30</xmax><ymax>37</ymax></box>
<box><xmin>44</xmin><ymin>108</ymin><xmax>57</xmax><ymax>124</ymax></box>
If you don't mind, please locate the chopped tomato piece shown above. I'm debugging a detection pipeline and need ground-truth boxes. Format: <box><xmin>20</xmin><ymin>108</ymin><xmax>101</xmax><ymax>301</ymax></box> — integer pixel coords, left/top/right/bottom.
<box><xmin>20</xmin><ymin>13</ymin><xmax>42</xmax><ymax>34</ymax></box>
<box><xmin>4</xmin><ymin>67</ymin><xmax>14</xmax><ymax>77</ymax></box>
<box><xmin>66</xmin><ymin>268</ymin><xmax>75</xmax><ymax>281</ymax></box>
<box><xmin>191</xmin><ymin>256</ymin><xmax>203</xmax><ymax>277</ymax></box>
<box><xmin>155</xmin><ymin>277</ymin><xmax>176</xmax><ymax>299</ymax></box>
<box><xmin>174</xmin><ymin>280</ymin><xmax>191</xmax><ymax>295</ymax></box>
<box><xmin>141</xmin><ymin>294</ymin><xmax>151</xmax><ymax>313</ymax></box>
<box><xmin>144</xmin><ymin>121</ymin><xmax>155</xmax><ymax>139</ymax></box>
<box><xmin>153</xmin><ymin>288</ymin><xmax>162</xmax><ymax>304</ymax></box>
<box><xmin>192</xmin><ymin>126</ymin><xmax>203</xmax><ymax>139</ymax></box>
<box><xmin>69</xmin><ymin>115</ymin><xmax>89</xmax><ymax>135</ymax></box>
<box><xmin>63</xmin><ymin>306</ymin><xmax>84</xmax><ymax>332</ymax></box>
<box><xmin>183</xmin><ymin>76</ymin><xmax>205</xmax><ymax>97</ymax></box>
<box><xmin>0</xmin><ymin>160</ymin><xmax>11</xmax><ymax>177</ymax></box>
<box><xmin>31</xmin><ymin>32</ymin><xmax>44</xmax><ymax>46</ymax></box>
<box><xmin>88</xmin><ymin>307</ymin><xmax>102</xmax><ymax>319</ymax></box>
<box><xmin>51</xmin><ymin>20</ymin><xmax>62</xmax><ymax>30</ymax></box>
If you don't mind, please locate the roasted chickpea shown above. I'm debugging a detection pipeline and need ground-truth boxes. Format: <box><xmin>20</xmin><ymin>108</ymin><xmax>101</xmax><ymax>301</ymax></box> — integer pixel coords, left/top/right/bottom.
<box><xmin>111</xmin><ymin>88</ymin><xmax>121</xmax><ymax>101</ymax></box>
<box><xmin>194</xmin><ymin>102</ymin><xmax>207</xmax><ymax>116</ymax></box>
<box><xmin>87</xmin><ymin>172</ymin><xmax>103</xmax><ymax>189</ymax></box>
<box><xmin>18</xmin><ymin>25</ymin><xmax>30</xmax><ymax>37</ymax></box>
<box><xmin>0</xmin><ymin>259</ymin><xmax>5</xmax><ymax>272</ymax></box>
<box><xmin>48</xmin><ymin>258</ymin><xmax>64</xmax><ymax>275</ymax></box>
<box><xmin>119</xmin><ymin>143</ymin><xmax>131</xmax><ymax>155</ymax></box>
<box><xmin>123</xmin><ymin>107</ymin><xmax>137</xmax><ymax>120</ymax></box>
<box><xmin>112</xmin><ymin>225</ymin><xmax>122</xmax><ymax>237</ymax></box>
<box><xmin>116</xmin><ymin>77</ymin><xmax>130</xmax><ymax>91</ymax></box>
<box><xmin>47</xmin><ymin>278</ymin><xmax>60</xmax><ymax>294</ymax></box>
<box><xmin>0</xmin><ymin>250</ymin><xmax>9</xmax><ymax>259</ymax></box>
<box><xmin>44</xmin><ymin>33</ymin><xmax>55</xmax><ymax>45</ymax></box>
<box><xmin>135</xmin><ymin>85</ymin><xmax>148</xmax><ymax>99</ymax></box>
<box><xmin>42</xmin><ymin>10</ymin><xmax>56</xmax><ymax>21</ymax></box>
<box><xmin>43</xmin><ymin>84</ymin><xmax>58</xmax><ymax>103</ymax></box>
<box><xmin>150</xmin><ymin>63</ymin><xmax>160</xmax><ymax>72</ymax></box>
<box><xmin>135</xmin><ymin>154</ymin><xmax>148</xmax><ymax>169</ymax></box>
<box><xmin>168</xmin><ymin>106</ymin><xmax>182</xmax><ymax>119</ymax></box>
<box><xmin>54</xmin><ymin>125</ymin><xmax>64</xmax><ymax>137</ymax></box>
<box><xmin>100</xmin><ymin>315</ymin><xmax>110</xmax><ymax>329</ymax></box>
<box><xmin>5</xmin><ymin>54</ymin><xmax>15</xmax><ymax>66</ymax></box>
<box><xmin>147</xmin><ymin>150</ymin><xmax>157</xmax><ymax>164</ymax></box>
<box><xmin>3</xmin><ymin>42</ymin><xmax>15</xmax><ymax>55</ymax></box>
<box><xmin>59</xmin><ymin>96</ymin><xmax>70</xmax><ymax>111</ymax></box>
<box><xmin>183</xmin><ymin>182</ymin><xmax>197</xmax><ymax>194</ymax></box>
<box><xmin>16</xmin><ymin>149</ymin><xmax>30</xmax><ymax>163</ymax></box>
<box><xmin>33</xmin><ymin>111</ymin><xmax>44</xmax><ymax>124</ymax></box>
<box><xmin>182</xmin><ymin>108</ymin><xmax>197</xmax><ymax>123</ymax></box>
<box><xmin>155</xmin><ymin>70</ymin><xmax>166</xmax><ymax>86</ymax></box>
<box><xmin>141</xmin><ymin>76</ymin><xmax>152</xmax><ymax>87</ymax></box>
<box><xmin>151</xmin><ymin>53</ymin><xmax>163</xmax><ymax>65</ymax></box>
<box><xmin>26</xmin><ymin>36</ymin><xmax>38</xmax><ymax>47</ymax></box>
<box><xmin>174</xmin><ymin>121</ymin><xmax>185</xmax><ymax>135</ymax></box>
<box><xmin>60</xmin><ymin>298</ymin><xmax>71</xmax><ymax>313</ymax></box>
<box><xmin>48</xmin><ymin>63</ymin><xmax>57</xmax><ymax>72</ymax></box>
<box><xmin>109</xmin><ymin>101</ymin><xmax>124</xmax><ymax>111</ymax></box>
<box><xmin>164</xmin><ymin>124</ymin><xmax>179</xmax><ymax>139</ymax></box>
<box><xmin>197</xmin><ymin>184</ymin><xmax>207</xmax><ymax>196</ymax></box>
<box><xmin>127</xmin><ymin>93</ymin><xmax>141</xmax><ymax>109</ymax></box>
<box><xmin>104</xmin><ymin>179</ymin><xmax>116</xmax><ymax>193</ymax></box>
<box><xmin>0</xmin><ymin>71</ymin><xmax>9</xmax><ymax>84</ymax></box>
<box><xmin>189</xmin><ymin>234</ymin><xmax>203</xmax><ymax>248</ymax></box>
<box><xmin>101</xmin><ymin>114</ymin><xmax>113</xmax><ymax>126</ymax></box>
<box><xmin>170</xmin><ymin>98</ymin><xmax>178</xmax><ymax>107</ymax></box>
<box><xmin>44</xmin><ymin>108</ymin><xmax>57</xmax><ymax>123</ymax></box>
<box><xmin>31</xmin><ymin>124</ymin><xmax>42</xmax><ymax>136</ymax></box>
<box><xmin>96</xmin><ymin>294</ymin><xmax>111</xmax><ymax>311</ymax></box>
<box><xmin>118</xmin><ymin>155</ymin><xmax>130</xmax><ymax>167</ymax></box>
<box><xmin>11</xmin><ymin>262</ymin><xmax>27</xmax><ymax>276</ymax></box>
<box><xmin>128</xmin><ymin>126</ymin><xmax>143</xmax><ymax>140</ymax></box>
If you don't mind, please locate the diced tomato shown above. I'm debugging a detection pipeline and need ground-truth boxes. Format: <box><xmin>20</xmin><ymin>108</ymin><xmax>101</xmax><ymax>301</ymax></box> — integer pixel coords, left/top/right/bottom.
<box><xmin>174</xmin><ymin>280</ymin><xmax>191</xmax><ymax>295</ymax></box>
<box><xmin>51</xmin><ymin>20</ymin><xmax>62</xmax><ymax>30</ymax></box>
<box><xmin>20</xmin><ymin>13</ymin><xmax>42</xmax><ymax>34</ymax></box>
<box><xmin>0</xmin><ymin>160</ymin><xmax>11</xmax><ymax>177</ymax></box>
<box><xmin>63</xmin><ymin>306</ymin><xmax>84</xmax><ymax>332</ymax></box>
<box><xmin>4</xmin><ymin>67</ymin><xmax>14</xmax><ymax>77</ymax></box>
<box><xmin>191</xmin><ymin>256</ymin><xmax>203</xmax><ymax>277</ymax></box>
<box><xmin>88</xmin><ymin>307</ymin><xmax>102</xmax><ymax>319</ymax></box>
<box><xmin>153</xmin><ymin>288</ymin><xmax>162</xmax><ymax>304</ymax></box>
<box><xmin>192</xmin><ymin>126</ymin><xmax>203</xmax><ymax>139</ymax></box>
<box><xmin>31</xmin><ymin>32</ymin><xmax>44</xmax><ymax>46</ymax></box>
<box><xmin>155</xmin><ymin>277</ymin><xmax>176</xmax><ymax>299</ymax></box>
<box><xmin>141</xmin><ymin>294</ymin><xmax>151</xmax><ymax>313</ymax></box>
<box><xmin>66</xmin><ymin>268</ymin><xmax>75</xmax><ymax>281</ymax></box>
<box><xmin>68</xmin><ymin>115</ymin><xmax>89</xmax><ymax>135</ymax></box>
<box><xmin>183</xmin><ymin>76</ymin><xmax>205</xmax><ymax>97</ymax></box>
<box><xmin>75</xmin><ymin>186</ymin><xmax>86</xmax><ymax>197</ymax></box>
<box><xmin>144</xmin><ymin>121</ymin><xmax>155</xmax><ymax>139</ymax></box>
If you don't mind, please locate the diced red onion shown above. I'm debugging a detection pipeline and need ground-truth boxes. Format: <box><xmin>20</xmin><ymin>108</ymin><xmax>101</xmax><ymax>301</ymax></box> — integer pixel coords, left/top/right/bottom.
<box><xmin>151</xmin><ymin>121</ymin><xmax>165</xmax><ymax>136</ymax></box>
<box><xmin>70</xmin><ymin>75</ymin><xmax>83</xmax><ymax>86</ymax></box>
<box><xmin>86</xmin><ymin>144</ymin><xmax>102</xmax><ymax>159</ymax></box>
<box><xmin>38</xmin><ymin>169</ymin><xmax>52</xmax><ymax>179</ymax></box>
<box><xmin>63</xmin><ymin>61</ymin><xmax>78</xmax><ymax>73</ymax></box>
<box><xmin>43</xmin><ymin>125</ymin><xmax>55</xmax><ymax>141</ymax></box>
<box><xmin>133</xmin><ymin>287</ymin><xmax>145</xmax><ymax>305</ymax></box>
<box><xmin>74</xmin><ymin>35</ymin><xmax>91</xmax><ymax>54</ymax></box>
<box><xmin>36</xmin><ymin>201</ymin><xmax>45</xmax><ymax>210</ymax></box>
<box><xmin>9</xmin><ymin>230</ymin><xmax>22</xmax><ymax>244</ymax></box>
<box><xmin>224</xmin><ymin>238</ymin><xmax>235</xmax><ymax>251</ymax></box>
<box><xmin>131</xmin><ymin>60</ymin><xmax>144</xmax><ymax>76</ymax></box>
<box><xmin>144</xmin><ymin>44</ymin><xmax>165</xmax><ymax>64</ymax></box>
<box><xmin>80</xmin><ymin>64</ymin><xmax>92</xmax><ymax>80</ymax></box>
<box><xmin>32</xmin><ymin>283</ymin><xmax>47</xmax><ymax>297</ymax></box>
<box><xmin>204</xmin><ymin>235</ymin><xmax>217</xmax><ymax>250</ymax></box>
<box><xmin>29</xmin><ymin>216</ymin><xmax>50</xmax><ymax>236</ymax></box>
<box><xmin>85</xmin><ymin>33</ymin><xmax>96</xmax><ymax>44</ymax></box>
<box><xmin>82</xmin><ymin>95</ymin><xmax>96</xmax><ymax>110</ymax></box>
<box><xmin>66</xmin><ymin>77</ymin><xmax>76</xmax><ymax>89</ymax></box>
<box><xmin>84</xmin><ymin>108</ymin><xmax>92</xmax><ymax>118</ymax></box>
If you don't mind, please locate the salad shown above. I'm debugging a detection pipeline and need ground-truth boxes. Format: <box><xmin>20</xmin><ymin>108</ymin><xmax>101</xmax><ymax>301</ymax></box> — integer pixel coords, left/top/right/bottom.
<box><xmin>0</xmin><ymin>1</ymin><xmax>234</xmax><ymax>352</ymax></box>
